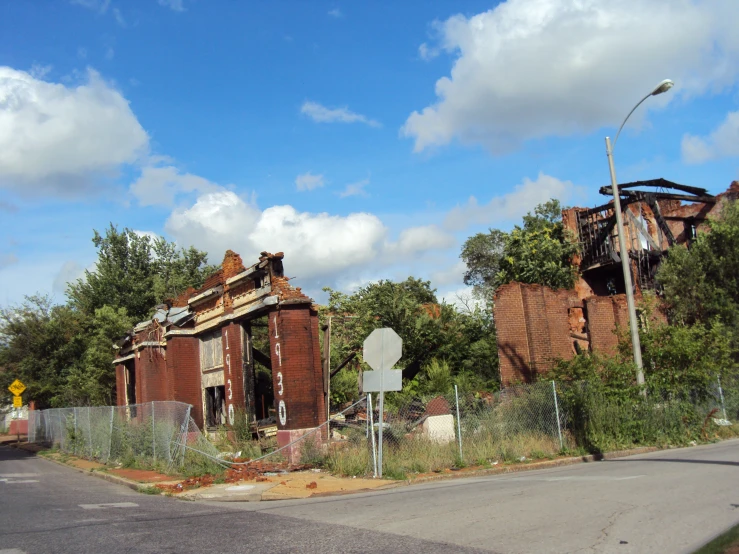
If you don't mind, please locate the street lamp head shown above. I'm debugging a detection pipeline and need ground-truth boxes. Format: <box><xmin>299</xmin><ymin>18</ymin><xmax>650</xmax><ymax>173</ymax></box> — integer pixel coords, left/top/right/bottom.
<box><xmin>651</xmin><ymin>79</ymin><xmax>674</xmax><ymax>96</ymax></box>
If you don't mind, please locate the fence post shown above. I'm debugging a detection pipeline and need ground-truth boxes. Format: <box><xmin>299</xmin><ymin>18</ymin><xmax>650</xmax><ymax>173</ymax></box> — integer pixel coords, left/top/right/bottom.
<box><xmin>180</xmin><ymin>405</ymin><xmax>191</xmax><ymax>468</ymax></box>
<box><xmin>107</xmin><ymin>407</ymin><xmax>115</xmax><ymax>463</ymax></box>
<box><xmin>552</xmin><ymin>381</ymin><xmax>564</xmax><ymax>451</ymax></box>
<box><xmin>87</xmin><ymin>407</ymin><xmax>93</xmax><ymax>459</ymax></box>
<box><xmin>454</xmin><ymin>385</ymin><xmax>463</xmax><ymax>463</ymax></box>
<box><xmin>368</xmin><ymin>394</ymin><xmax>378</xmax><ymax>478</ymax></box>
<box><xmin>718</xmin><ymin>376</ymin><xmax>728</xmax><ymax>421</ymax></box>
<box><xmin>151</xmin><ymin>402</ymin><xmax>156</xmax><ymax>464</ymax></box>
<box><xmin>74</xmin><ymin>408</ymin><xmax>78</xmax><ymax>455</ymax></box>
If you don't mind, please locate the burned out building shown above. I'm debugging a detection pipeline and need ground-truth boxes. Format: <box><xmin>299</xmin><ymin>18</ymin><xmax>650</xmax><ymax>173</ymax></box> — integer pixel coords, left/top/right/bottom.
<box><xmin>112</xmin><ymin>250</ymin><xmax>326</xmax><ymax>452</ymax></box>
<box><xmin>495</xmin><ymin>180</ymin><xmax>739</xmax><ymax>385</ymax></box>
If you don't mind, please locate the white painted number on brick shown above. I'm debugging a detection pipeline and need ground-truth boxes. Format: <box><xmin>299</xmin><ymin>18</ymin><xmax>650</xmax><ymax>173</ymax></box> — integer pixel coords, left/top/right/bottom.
<box><xmin>278</xmin><ymin>400</ymin><xmax>287</xmax><ymax>426</ymax></box>
<box><xmin>228</xmin><ymin>404</ymin><xmax>235</xmax><ymax>425</ymax></box>
<box><xmin>225</xmin><ymin>330</ymin><xmax>229</xmax><ymax>349</ymax></box>
<box><xmin>227</xmin><ymin>378</ymin><xmax>233</xmax><ymax>400</ymax></box>
<box><xmin>226</xmin><ymin>353</ymin><xmax>231</xmax><ymax>375</ymax></box>
<box><xmin>275</xmin><ymin>343</ymin><xmax>282</xmax><ymax>367</ymax></box>
<box><xmin>276</xmin><ymin>372</ymin><xmax>284</xmax><ymax>396</ymax></box>
<box><xmin>274</xmin><ymin>315</ymin><xmax>279</xmax><ymax>338</ymax></box>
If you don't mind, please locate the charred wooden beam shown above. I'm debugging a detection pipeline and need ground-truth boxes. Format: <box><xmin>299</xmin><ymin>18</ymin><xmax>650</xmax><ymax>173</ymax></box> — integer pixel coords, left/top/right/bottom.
<box><xmin>330</xmin><ymin>352</ymin><xmax>357</xmax><ymax>379</ymax></box>
<box><xmin>645</xmin><ymin>194</ymin><xmax>676</xmax><ymax>247</ymax></box>
<box><xmin>252</xmin><ymin>347</ymin><xmax>272</xmax><ymax>369</ymax></box>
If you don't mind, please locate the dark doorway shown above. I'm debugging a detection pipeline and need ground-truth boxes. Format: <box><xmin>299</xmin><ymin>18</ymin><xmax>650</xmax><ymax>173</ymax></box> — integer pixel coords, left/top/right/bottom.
<box><xmin>205</xmin><ymin>385</ymin><xmax>226</xmax><ymax>428</ymax></box>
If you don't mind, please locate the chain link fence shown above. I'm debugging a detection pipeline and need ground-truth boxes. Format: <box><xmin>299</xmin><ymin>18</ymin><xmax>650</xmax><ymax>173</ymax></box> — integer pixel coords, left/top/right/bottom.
<box><xmin>28</xmin><ymin>401</ymin><xmax>218</xmax><ymax>471</ymax></box>
<box><xmin>25</xmin><ymin>376</ymin><xmax>737</xmax><ymax>480</ymax></box>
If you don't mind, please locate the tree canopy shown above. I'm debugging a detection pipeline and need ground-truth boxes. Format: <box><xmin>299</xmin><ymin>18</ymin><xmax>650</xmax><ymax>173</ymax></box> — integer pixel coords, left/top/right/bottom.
<box><xmin>67</xmin><ymin>225</ymin><xmax>216</xmax><ymax>322</ymax></box>
<box><xmin>1</xmin><ymin>226</ymin><xmax>216</xmax><ymax>408</ymax></box>
<box><xmin>323</xmin><ymin>277</ymin><xmax>498</xmax><ymax>404</ymax></box>
<box><xmin>461</xmin><ymin>199</ymin><xmax>579</xmax><ymax>301</ymax></box>
<box><xmin>657</xmin><ymin>199</ymin><xmax>739</xmax><ymax>328</ymax></box>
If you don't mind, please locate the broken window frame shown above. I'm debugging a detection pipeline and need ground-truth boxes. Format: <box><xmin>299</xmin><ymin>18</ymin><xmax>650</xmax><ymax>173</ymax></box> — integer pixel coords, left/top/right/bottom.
<box><xmin>200</xmin><ymin>329</ymin><xmax>224</xmax><ymax>372</ymax></box>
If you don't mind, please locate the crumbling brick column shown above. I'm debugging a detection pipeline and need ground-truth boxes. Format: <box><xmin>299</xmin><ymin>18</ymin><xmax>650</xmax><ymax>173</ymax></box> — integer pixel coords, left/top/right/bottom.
<box><xmin>114</xmin><ymin>364</ymin><xmax>126</xmax><ymax>407</ymax></box>
<box><xmin>267</xmin><ymin>303</ymin><xmax>326</xmax><ymax>461</ymax></box>
<box><xmin>167</xmin><ymin>335</ymin><xmax>204</xmax><ymax>429</ymax></box>
<box><xmin>221</xmin><ymin>322</ymin><xmax>246</xmax><ymax>426</ymax></box>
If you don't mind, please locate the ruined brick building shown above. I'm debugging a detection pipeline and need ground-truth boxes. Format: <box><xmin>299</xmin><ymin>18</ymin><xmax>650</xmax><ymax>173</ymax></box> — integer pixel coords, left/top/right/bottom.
<box><xmin>495</xmin><ymin>179</ymin><xmax>739</xmax><ymax>385</ymax></box>
<box><xmin>112</xmin><ymin>250</ymin><xmax>326</xmax><ymax>450</ymax></box>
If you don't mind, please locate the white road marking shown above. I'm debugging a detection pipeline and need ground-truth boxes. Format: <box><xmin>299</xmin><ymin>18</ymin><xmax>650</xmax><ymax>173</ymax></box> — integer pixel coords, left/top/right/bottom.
<box><xmin>0</xmin><ymin>549</ymin><xmax>28</xmax><ymax>553</ymax></box>
<box><xmin>0</xmin><ymin>478</ymin><xmax>39</xmax><ymax>483</ymax></box>
<box><xmin>79</xmin><ymin>502</ymin><xmax>139</xmax><ymax>510</ymax></box>
<box><xmin>0</xmin><ymin>474</ymin><xmax>39</xmax><ymax>478</ymax></box>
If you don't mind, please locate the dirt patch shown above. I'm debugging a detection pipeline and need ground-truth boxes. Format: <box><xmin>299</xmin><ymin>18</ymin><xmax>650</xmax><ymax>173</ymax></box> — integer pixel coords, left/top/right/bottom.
<box><xmin>261</xmin><ymin>471</ymin><xmax>394</xmax><ymax>500</ymax></box>
<box><xmin>155</xmin><ymin>460</ymin><xmax>311</xmax><ymax>494</ymax></box>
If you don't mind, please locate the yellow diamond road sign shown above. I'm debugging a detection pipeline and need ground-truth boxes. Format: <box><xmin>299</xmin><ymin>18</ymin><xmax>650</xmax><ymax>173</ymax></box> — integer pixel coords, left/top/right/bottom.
<box><xmin>13</xmin><ymin>396</ymin><xmax>22</xmax><ymax>408</ymax></box>
<box><xmin>8</xmin><ymin>379</ymin><xmax>26</xmax><ymax>396</ymax></box>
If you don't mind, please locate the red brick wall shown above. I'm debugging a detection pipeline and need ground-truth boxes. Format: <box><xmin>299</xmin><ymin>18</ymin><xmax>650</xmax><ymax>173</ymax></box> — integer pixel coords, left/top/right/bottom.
<box><xmin>495</xmin><ymin>283</ymin><xmax>581</xmax><ymax>385</ymax></box>
<box><xmin>135</xmin><ymin>347</ymin><xmax>168</xmax><ymax>404</ymax></box>
<box><xmin>268</xmin><ymin>305</ymin><xmax>326</xmax><ymax>430</ymax></box>
<box><xmin>222</xmin><ymin>323</ymin><xmax>245</xmax><ymax>425</ymax></box>
<box><xmin>167</xmin><ymin>335</ymin><xmax>204</xmax><ymax>429</ymax></box>
<box><xmin>115</xmin><ymin>364</ymin><xmax>126</xmax><ymax>406</ymax></box>
<box><xmin>495</xmin><ymin>283</ymin><xmax>532</xmax><ymax>385</ymax></box>
<box><xmin>584</xmin><ymin>295</ymin><xmax>629</xmax><ymax>356</ymax></box>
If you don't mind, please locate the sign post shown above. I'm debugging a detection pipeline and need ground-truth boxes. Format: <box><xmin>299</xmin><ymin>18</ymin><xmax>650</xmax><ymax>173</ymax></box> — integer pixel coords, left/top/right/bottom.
<box><xmin>362</xmin><ymin>328</ymin><xmax>402</xmax><ymax>478</ymax></box>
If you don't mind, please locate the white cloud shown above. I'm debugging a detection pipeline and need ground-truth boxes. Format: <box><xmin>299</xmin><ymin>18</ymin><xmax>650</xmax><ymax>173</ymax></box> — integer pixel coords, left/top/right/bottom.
<box><xmin>339</xmin><ymin>178</ymin><xmax>370</xmax><ymax>198</ymax></box>
<box><xmin>402</xmin><ymin>0</ymin><xmax>739</xmax><ymax>153</ymax></box>
<box><xmin>295</xmin><ymin>171</ymin><xmax>325</xmax><ymax>191</ymax></box>
<box><xmin>165</xmin><ymin>191</ymin><xmax>386</xmax><ymax>278</ymax></box>
<box><xmin>159</xmin><ymin>0</ymin><xmax>185</xmax><ymax>12</ymax></box>
<box><xmin>444</xmin><ymin>172</ymin><xmax>578</xmax><ymax>230</ymax></box>
<box><xmin>301</xmin><ymin>101</ymin><xmax>380</xmax><ymax>127</ymax></box>
<box><xmin>386</xmin><ymin>225</ymin><xmax>455</xmax><ymax>258</ymax></box>
<box><xmin>682</xmin><ymin>110</ymin><xmax>739</xmax><ymax>163</ymax></box>
<box><xmin>328</xmin><ymin>8</ymin><xmax>342</xmax><ymax>18</ymax></box>
<box><xmin>130</xmin><ymin>165</ymin><xmax>222</xmax><ymax>206</ymax></box>
<box><xmin>0</xmin><ymin>66</ymin><xmax>148</xmax><ymax>196</ymax></box>
<box><xmin>52</xmin><ymin>260</ymin><xmax>85</xmax><ymax>294</ymax></box>
<box><xmin>165</xmin><ymin>189</ymin><xmax>461</xmax><ymax>282</ymax></box>
<box><xmin>29</xmin><ymin>64</ymin><xmax>52</xmax><ymax>79</ymax></box>
<box><xmin>113</xmin><ymin>7</ymin><xmax>126</xmax><ymax>27</ymax></box>
<box><xmin>418</xmin><ymin>43</ymin><xmax>439</xmax><ymax>61</ymax></box>
<box><xmin>430</xmin><ymin>260</ymin><xmax>467</xmax><ymax>287</ymax></box>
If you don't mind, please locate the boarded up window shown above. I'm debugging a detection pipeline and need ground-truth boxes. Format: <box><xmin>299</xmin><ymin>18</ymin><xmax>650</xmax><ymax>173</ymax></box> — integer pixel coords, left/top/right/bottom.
<box><xmin>200</xmin><ymin>330</ymin><xmax>223</xmax><ymax>371</ymax></box>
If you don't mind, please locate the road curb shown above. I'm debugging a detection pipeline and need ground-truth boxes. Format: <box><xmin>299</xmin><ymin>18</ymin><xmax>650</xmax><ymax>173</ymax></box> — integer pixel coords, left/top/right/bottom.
<box><xmin>404</xmin><ymin>446</ymin><xmax>660</xmax><ymax>486</ymax></box>
<box><xmin>34</xmin><ymin>452</ymin><xmax>150</xmax><ymax>493</ymax></box>
<box><xmin>12</xmin><ymin>442</ymin><xmax>700</xmax><ymax>502</ymax></box>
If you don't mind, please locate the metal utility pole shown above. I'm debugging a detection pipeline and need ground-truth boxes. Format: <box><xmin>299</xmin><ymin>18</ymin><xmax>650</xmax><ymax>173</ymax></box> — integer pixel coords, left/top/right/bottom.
<box><xmin>605</xmin><ymin>79</ymin><xmax>674</xmax><ymax>397</ymax></box>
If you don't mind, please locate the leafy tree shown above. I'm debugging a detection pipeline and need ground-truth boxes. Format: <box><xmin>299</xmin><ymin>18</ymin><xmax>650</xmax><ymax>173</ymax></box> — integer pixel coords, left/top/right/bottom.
<box><xmin>0</xmin><ymin>296</ymin><xmax>86</xmax><ymax>408</ymax></box>
<box><xmin>55</xmin><ymin>306</ymin><xmax>134</xmax><ymax>407</ymax></box>
<box><xmin>67</xmin><ymin>225</ymin><xmax>216</xmax><ymax>322</ymax></box>
<box><xmin>461</xmin><ymin>199</ymin><xmax>579</xmax><ymax>301</ymax></box>
<box><xmin>657</xmin><ymin>199</ymin><xmax>739</xmax><ymax>328</ymax></box>
<box><xmin>322</xmin><ymin>278</ymin><xmax>498</xmax><ymax>405</ymax></box>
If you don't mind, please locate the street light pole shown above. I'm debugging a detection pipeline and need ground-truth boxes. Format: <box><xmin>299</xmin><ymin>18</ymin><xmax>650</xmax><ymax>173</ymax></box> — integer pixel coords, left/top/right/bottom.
<box><xmin>605</xmin><ymin>79</ymin><xmax>673</xmax><ymax>396</ymax></box>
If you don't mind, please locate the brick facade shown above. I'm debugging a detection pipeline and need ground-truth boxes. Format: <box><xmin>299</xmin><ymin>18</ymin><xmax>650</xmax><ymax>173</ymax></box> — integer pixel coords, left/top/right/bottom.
<box><xmin>113</xmin><ymin>251</ymin><xmax>326</xmax><ymax>439</ymax></box>
<box><xmin>494</xmin><ymin>282</ymin><xmax>633</xmax><ymax>385</ymax></box>
<box><xmin>268</xmin><ymin>304</ymin><xmax>326</xmax><ymax>431</ymax></box>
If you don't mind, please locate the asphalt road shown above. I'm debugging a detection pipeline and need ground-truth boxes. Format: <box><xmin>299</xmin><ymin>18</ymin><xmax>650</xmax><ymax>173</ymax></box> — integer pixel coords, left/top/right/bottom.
<box><xmin>1</xmin><ymin>440</ymin><xmax>738</xmax><ymax>554</ymax></box>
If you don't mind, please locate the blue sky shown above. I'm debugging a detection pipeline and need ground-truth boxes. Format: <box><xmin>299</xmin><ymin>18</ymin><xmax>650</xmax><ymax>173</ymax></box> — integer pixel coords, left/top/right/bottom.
<box><xmin>1</xmin><ymin>0</ymin><xmax>738</xmax><ymax>307</ymax></box>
